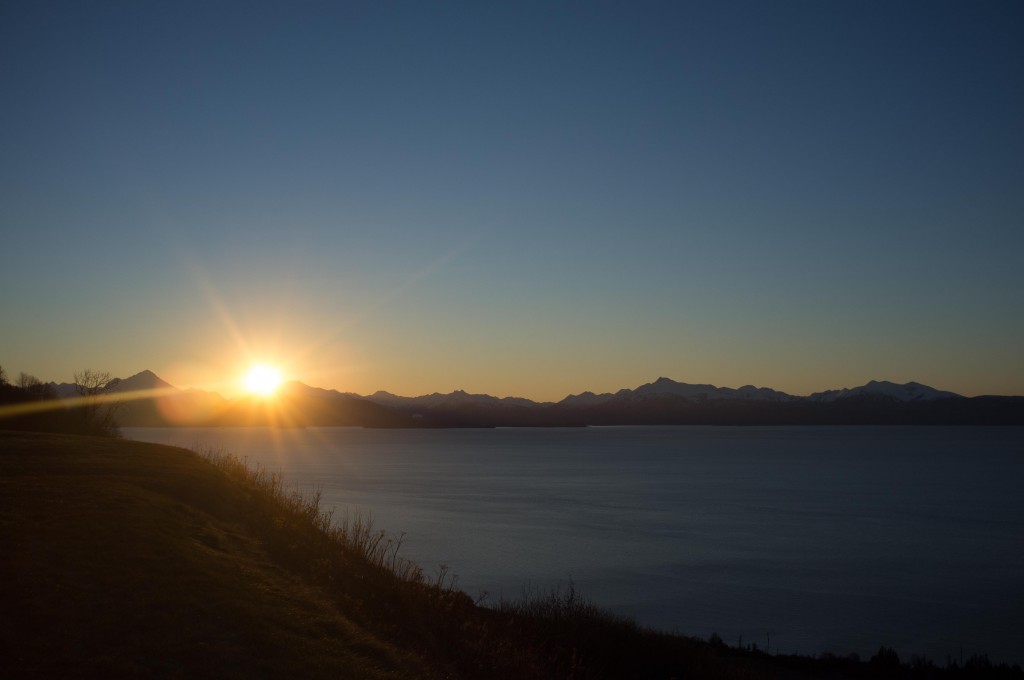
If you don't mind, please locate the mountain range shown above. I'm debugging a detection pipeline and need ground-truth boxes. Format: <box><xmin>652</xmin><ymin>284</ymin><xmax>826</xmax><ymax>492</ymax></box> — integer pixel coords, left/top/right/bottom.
<box><xmin>50</xmin><ymin>372</ymin><xmax>1024</xmax><ymax>428</ymax></box>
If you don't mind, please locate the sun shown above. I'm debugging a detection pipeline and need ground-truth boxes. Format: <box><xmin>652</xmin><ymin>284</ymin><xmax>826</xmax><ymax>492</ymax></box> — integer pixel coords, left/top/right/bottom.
<box><xmin>244</xmin><ymin>365</ymin><xmax>283</xmax><ymax>396</ymax></box>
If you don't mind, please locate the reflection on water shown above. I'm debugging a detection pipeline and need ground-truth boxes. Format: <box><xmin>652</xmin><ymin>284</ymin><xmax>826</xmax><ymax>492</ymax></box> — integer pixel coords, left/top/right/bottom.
<box><xmin>125</xmin><ymin>425</ymin><xmax>1024</xmax><ymax>665</ymax></box>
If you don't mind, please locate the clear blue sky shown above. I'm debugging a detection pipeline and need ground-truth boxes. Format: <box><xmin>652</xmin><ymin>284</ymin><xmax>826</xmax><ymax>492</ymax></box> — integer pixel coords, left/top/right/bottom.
<box><xmin>2</xmin><ymin>1</ymin><xmax>1022</xmax><ymax>399</ymax></box>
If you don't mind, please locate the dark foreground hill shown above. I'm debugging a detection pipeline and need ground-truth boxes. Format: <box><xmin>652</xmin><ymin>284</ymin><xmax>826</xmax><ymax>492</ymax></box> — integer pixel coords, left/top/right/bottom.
<box><xmin>2</xmin><ymin>432</ymin><xmax>1019</xmax><ymax>679</ymax></box>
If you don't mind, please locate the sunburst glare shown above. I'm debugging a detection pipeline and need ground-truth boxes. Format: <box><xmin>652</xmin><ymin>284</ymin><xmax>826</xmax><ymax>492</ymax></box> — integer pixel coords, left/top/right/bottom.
<box><xmin>244</xmin><ymin>365</ymin><xmax>283</xmax><ymax>396</ymax></box>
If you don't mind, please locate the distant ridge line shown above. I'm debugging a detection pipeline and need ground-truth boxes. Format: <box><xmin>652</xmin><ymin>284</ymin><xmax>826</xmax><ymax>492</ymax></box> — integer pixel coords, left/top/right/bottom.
<box><xmin>64</xmin><ymin>371</ymin><xmax>1022</xmax><ymax>428</ymax></box>
<box><xmin>51</xmin><ymin>371</ymin><xmax>982</xmax><ymax>407</ymax></box>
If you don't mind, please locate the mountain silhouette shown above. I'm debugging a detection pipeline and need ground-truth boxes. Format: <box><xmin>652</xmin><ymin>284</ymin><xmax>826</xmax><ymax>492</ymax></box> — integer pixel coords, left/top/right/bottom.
<box><xmin>70</xmin><ymin>372</ymin><xmax>1022</xmax><ymax>428</ymax></box>
<box><xmin>210</xmin><ymin>382</ymin><xmax>415</xmax><ymax>428</ymax></box>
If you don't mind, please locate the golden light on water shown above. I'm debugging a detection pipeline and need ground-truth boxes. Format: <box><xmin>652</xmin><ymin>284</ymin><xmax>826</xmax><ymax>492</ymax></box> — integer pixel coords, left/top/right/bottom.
<box><xmin>243</xmin><ymin>365</ymin><xmax>283</xmax><ymax>396</ymax></box>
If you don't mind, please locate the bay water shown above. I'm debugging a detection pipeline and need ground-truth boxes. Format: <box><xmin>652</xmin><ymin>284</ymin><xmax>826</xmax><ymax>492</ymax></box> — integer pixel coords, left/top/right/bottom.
<box><xmin>124</xmin><ymin>425</ymin><xmax>1024</xmax><ymax>665</ymax></box>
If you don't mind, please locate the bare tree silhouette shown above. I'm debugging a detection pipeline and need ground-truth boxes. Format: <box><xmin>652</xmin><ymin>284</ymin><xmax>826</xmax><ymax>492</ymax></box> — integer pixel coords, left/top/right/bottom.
<box><xmin>73</xmin><ymin>369</ymin><xmax>124</xmax><ymax>437</ymax></box>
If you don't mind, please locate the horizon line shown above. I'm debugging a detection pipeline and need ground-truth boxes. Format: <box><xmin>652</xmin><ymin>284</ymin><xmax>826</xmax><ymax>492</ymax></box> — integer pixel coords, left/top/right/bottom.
<box><xmin>37</xmin><ymin>370</ymin><xmax>1024</xmax><ymax>402</ymax></box>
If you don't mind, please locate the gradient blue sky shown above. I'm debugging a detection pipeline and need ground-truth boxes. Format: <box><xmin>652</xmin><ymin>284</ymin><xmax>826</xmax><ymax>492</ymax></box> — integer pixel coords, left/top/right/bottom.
<box><xmin>2</xmin><ymin>1</ymin><xmax>1022</xmax><ymax>399</ymax></box>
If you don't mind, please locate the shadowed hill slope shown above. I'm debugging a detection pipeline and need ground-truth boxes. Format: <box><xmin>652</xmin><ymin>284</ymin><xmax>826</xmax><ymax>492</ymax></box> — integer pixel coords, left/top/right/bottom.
<box><xmin>0</xmin><ymin>432</ymin><xmax>434</xmax><ymax>679</ymax></box>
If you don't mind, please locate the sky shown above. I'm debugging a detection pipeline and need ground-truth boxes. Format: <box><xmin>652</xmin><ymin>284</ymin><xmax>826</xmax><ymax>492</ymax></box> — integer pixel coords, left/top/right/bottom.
<box><xmin>1</xmin><ymin>1</ymin><xmax>1022</xmax><ymax>400</ymax></box>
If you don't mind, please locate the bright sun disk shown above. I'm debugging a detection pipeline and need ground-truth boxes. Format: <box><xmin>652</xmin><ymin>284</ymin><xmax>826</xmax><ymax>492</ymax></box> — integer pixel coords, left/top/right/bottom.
<box><xmin>244</xmin><ymin>365</ymin><xmax>282</xmax><ymax>395</ymax></box>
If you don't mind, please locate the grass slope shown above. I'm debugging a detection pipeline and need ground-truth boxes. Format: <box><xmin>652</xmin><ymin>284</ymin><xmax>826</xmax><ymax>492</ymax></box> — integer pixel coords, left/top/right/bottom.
<box><xmin>0</xmin><ymin>432</ymin><xmax>431</xmax><ymax>679</ymax></box>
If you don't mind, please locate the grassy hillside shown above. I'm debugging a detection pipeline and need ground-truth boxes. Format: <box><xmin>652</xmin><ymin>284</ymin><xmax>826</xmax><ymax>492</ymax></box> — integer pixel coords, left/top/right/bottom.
<box><xmin>0</xmin><ymin>431</ymin><xmax>436</xmax><ymax>679</ymax></box>
<box><xmin>2</xmin><ymin>431</ymin><xmax>1019</xmax><ymax>679</ymax></box>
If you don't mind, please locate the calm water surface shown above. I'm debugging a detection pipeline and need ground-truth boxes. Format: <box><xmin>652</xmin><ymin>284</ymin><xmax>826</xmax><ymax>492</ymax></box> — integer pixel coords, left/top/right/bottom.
<box><xmin>125</xmin><ymin>426</ymin><xmax>1024</xmax><ymax>665</ymax></box>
